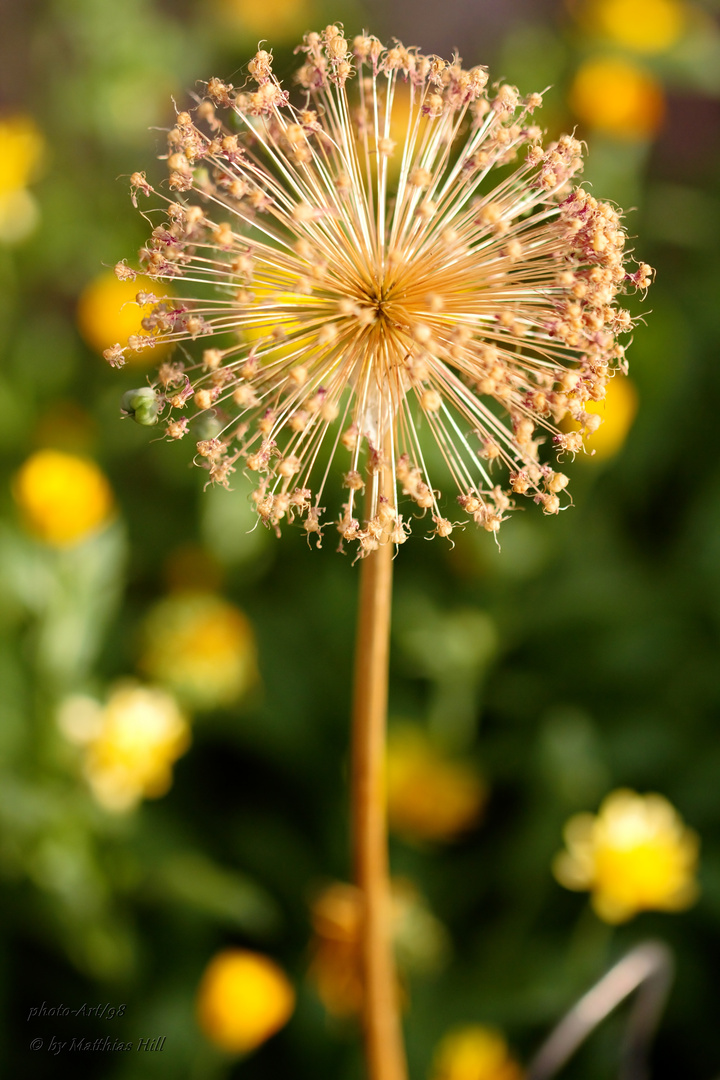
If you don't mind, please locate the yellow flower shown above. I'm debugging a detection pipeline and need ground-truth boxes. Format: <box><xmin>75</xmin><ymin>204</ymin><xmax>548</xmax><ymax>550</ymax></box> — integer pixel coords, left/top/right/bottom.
<box><xmin>386</xmin><ymin>727</ymin><xmax>486</xmax><ymax>842</ymax></box>
<box><xmin>13</xmin><ymin>449</ymin><xmax>115</xmax><ymax>546</ymax></box>
<box><xmin>570</xmin><ymin>57</ymin><xmax>665</xmax><ymax>138</ymax></box>
<box><xmin>430</xmin><ymin>1025</ymin><xmax>524</xmax><ymax>1080</ymax></box>
<box><xmin>567</xmin><ymin>374</ymin><xmax>639</xmax><ymax>461</ymax></box>
<box><xmin>553</xmin><ymin>789</ymin><xmax>700</xmax><ymax>923</ymax></box>
<box><xmin>196</xmin><ymin>949</ymin><xmax>295</xmax><ymax>1054</ymax></box>
<box><xmin>76</xmin><ymin>270</ymin><xmax>173</xmax><ymax>363</ymax></box>
<box><xmin>140</xmin><ymin>591</ymin><xmax>257</xmax><ymax>709</ymax></box>
<box><xmin>590</xmin><ymin>0</ymin><xmax>686</xmax><ymax>53</ymax></box>
<box><xmin>0</xmin><ymin>115</ymin><xmax>44</xmax><ymax>243</ymax></box>
<box><xmin>59</xmin><ymin>683</ymin><xmax>190</xmax><ymax>812</ymax></box>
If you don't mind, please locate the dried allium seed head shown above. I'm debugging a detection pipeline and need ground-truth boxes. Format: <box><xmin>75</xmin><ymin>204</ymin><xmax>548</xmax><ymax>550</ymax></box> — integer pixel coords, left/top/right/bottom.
<box><xmin>111</xmin><ymin>26</ymin><xmax>651</xmax><ymax>556</ymax></box>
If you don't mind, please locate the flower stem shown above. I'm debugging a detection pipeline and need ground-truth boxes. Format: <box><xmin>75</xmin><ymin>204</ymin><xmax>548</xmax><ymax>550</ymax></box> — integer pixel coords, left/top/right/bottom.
<box><xmin>352</xmin><ymin>533</ymin><xmax>407</xmax><ymax>1080</ymax></box>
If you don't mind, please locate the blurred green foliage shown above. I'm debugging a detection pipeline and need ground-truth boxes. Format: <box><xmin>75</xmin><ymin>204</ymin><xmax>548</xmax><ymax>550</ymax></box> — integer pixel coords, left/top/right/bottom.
<box><xmin>2</xmin><ymin>0</ymin><xmax>720</xmax><ymax>1077</ymax></box>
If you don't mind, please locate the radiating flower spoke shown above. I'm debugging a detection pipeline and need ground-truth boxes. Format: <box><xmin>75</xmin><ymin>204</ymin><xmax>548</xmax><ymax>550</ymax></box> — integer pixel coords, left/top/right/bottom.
<box><xmin>109</xmin><ymin>26</ymin><xmax>651</xmax><ymax>556</ymax></box>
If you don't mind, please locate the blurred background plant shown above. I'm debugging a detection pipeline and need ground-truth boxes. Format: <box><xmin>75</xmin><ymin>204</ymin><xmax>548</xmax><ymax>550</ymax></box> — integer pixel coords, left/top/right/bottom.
<box><xmin>1</xmin><ymin>0</ymin><xmax>720</xmax><ymax>1077</ymax></box>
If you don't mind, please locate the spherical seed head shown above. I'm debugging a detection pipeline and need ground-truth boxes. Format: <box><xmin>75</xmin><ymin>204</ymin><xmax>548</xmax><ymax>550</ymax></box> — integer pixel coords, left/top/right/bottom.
<box><xmin>111</xmin><ymin>26</ymin><xmax>651</xmax><ymax>555</ymax></box>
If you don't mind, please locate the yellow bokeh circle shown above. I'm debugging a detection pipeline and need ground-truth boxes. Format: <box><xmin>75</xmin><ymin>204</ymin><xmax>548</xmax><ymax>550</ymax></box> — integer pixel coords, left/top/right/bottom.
<box><xmin>13</xmin><ymin>449</ymin><xmax>115</xmax><ymax>546</ymax></box>
<box><xmin>570</xmin><ymin>57</ymin><xmax>665</xmax><ymax>138</ymax></box>
<box><xmin>431</xmin><ymin>1025</ymin><xmax>524</xmax><ymax>1080</ymax></box>
<box><xmin>77</xmin><ymin>270</ymin><xmax>173</xmax><ymax>364</ymax></box>
<box><xmin>216</xmin><ymin>0</ymin><xmax>311</xmax><ymax>40</ymax></box>
<box><xmin>140</xmin><ymin>592</ymin><xmax>257</xmax><ymax>710</ymax></box>
<box><xmin>386</xmin><ymin>728</ymin><xmax>486</xmax><ymax>842</ymax></box>
<box><xmin>593</xmin><ymin>0</ymin><xmax>686</xmax><ymax>54</ymax></box>
<box><xmin>583</xmin><ymin>374</ymin><xmax>639</xmax><ymax>460</ymax></box>
<box><xmin>81</xmin><ymin>683</ymin><xmax>190</xmax><ymax>812</ymax></box>
<box><xmin>0</xmin><ymin>115</ymin><xmax>44</xmax><ymax>196</ymax></box>
<box><xmin>196</xmin><ymin>949</ymin><xmax>295</xmax><ymax>1054</ymax></box>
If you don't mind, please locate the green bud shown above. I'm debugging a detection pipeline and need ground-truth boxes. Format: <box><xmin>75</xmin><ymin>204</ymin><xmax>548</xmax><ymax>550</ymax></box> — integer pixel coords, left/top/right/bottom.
<box><xmin>121</xmin><ymin>387</ymin><xmax>160</xmax><ymax>426</ymax></box>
